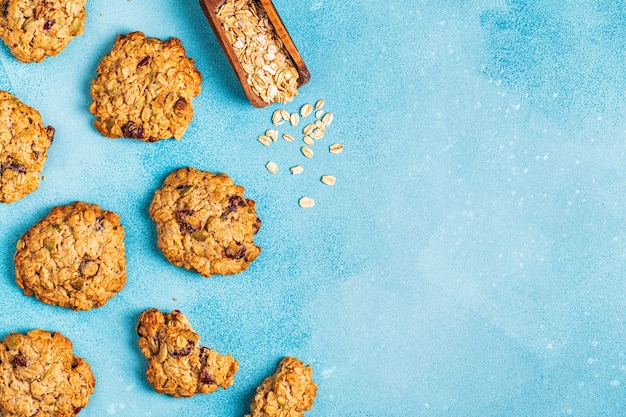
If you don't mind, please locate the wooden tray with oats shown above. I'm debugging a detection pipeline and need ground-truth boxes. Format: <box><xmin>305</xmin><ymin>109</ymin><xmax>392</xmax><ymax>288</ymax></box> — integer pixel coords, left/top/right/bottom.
<box><xmin>200</xmin><ymin>0</ymin><xmax>310</xmax><ymax>107</ymax></box>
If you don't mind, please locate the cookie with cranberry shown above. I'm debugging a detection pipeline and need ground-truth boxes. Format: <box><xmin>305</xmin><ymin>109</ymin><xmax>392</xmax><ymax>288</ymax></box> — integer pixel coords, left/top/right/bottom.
<box><xmin>0</xmin><ymin>329</ymin><xmax>95</xmax><ymax>416</ymax></box>
<box><xmin>149</xmin><ymin>167</ymin><xmax>261</xmax><ymax>277</ymax></box>
<box><xmin>14</xmin><ymin>201</ymin><xmax>127</xmax><ymax>310</ymax></box>
<box><xmin>0</xmin><ymin>0</ymin><xmax>86</xmax><ymax>62</ymax></box>
<box><xmin>0</xmin><ymin>90</ymin><xmax>54</xmax><ymax>203</ymax></box>
<box><xmin>89</xmin><ymin>31</ymin><xmax>202</xmax><ymax>142</ymax></box>
<box><xmin>136</xmin><ymin>308</ymin><xmax>238</xmax><ymax>397</ymax></box>
<box><xmin>246</xmin><ymin>357</ymin><xmax>317</xmax><ymax>417</ymax></box>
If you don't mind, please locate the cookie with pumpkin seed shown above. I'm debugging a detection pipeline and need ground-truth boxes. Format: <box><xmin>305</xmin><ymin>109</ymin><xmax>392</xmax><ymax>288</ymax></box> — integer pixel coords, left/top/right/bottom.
<box><xmin>14</xmin><ymin>201</ymin><xmax>126</xmax><ymax>310</ymax></box>
<box><xmin>0</xmin><ymin>0</ymin><xmax>86</xmax><ymax>63</ymax></box>
<box><xmin>89</xmin><ymin>31</ymin><xmax>202</xmax><ymax>142</ymax></box>
<box><xmin>246</xmin><ymin>357</ymin><xmax>317</xmax><ymax>417</ymax></box>
<box><xmin>149</xmin><ymin>167</ymin><xmax>261</xmax><ymax>277</ymax></box>
<box><xmin>136</xmin><ymin>308</ymin><xmax>238</xmax><ymax>398</ymax></box>
<box><xmin>0</xmin><ymin>90</ymin><xmax>54</xmax><ymax>203</ymax></box>
<box><xmin>0</xmin><ymin>329</ymin><xmax>95</xmax><ymax>417</ymax></box>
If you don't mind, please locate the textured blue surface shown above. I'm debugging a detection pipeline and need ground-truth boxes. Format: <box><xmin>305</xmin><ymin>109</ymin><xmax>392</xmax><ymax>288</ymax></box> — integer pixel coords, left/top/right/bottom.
<box><xmin>1</xmin><ymin>0</ymin><xmax>626</xmax><ymax>415</ymax></box>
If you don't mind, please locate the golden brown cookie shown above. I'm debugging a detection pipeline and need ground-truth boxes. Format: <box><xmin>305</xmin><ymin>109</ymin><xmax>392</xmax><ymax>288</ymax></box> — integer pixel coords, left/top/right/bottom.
<box><xmin>0</xmin><ymin>90</ymin><xmax>54</xmax><ymax>203</ymax></box>
<box><xmin>0</xmin><ymin>329</ymin><xmax>95</xmax><ymax>417</ymax></box>
<box><xmin>136</xmin><ymin>308</ymin><xmax>238</xmax><ymax>398</ymax></box>
<box><xmin>89</xmin><ymin>31</ymin><xmax>202</xmax><ymax>142</ymax></box>
<box><xmin>14</xmin><ymin>201</ymin><xmax>127</xmax><ymax>310</ymax></box>
<box><xmin>246</xmin><ymin>357</ymin><xmax>317</xmax><ymax>417</ymax></box>
<box><xmin>0</xmin><ymin>0</ymin><xmax>86</xmax><ymax>63</ymax></box>
<box><xmin>149</xmin><ymin>167</ymin><xmax>262</xmax><ymax>277</ymax></box>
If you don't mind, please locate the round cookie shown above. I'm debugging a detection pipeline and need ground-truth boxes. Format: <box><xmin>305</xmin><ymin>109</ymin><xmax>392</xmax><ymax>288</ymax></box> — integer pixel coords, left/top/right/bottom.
<box><xmin>136</xmin><ymin>308</ymin><xmax>238</xmax><ymax>398</ymax></box>
<box><xmin>0</xmin><ymin>90</ymin><xmax>54</xmax><ymax>203</ymax></box>
<box><xmin>89</xmin><ymin>31</ymin><xmax>202</xmax><ymax>142</ymax></box>
<box><xmin>0</xmin><ymin>0</ymin><xmax>86</xmax><ymax>63</ymax></box>
<box><xmin>0</xmin><ymin>329</ymin><xmax>95</xmax><ymax>416</ymax></box>
<box><xmin>149</xmin><ymin>167</ymin><xmax>262</xmax><ymax>277</ymax></box>
<box><xmin>14</xmin><ymin>201</ymin><xmax>127</xmax><ymax>310</ymax></box>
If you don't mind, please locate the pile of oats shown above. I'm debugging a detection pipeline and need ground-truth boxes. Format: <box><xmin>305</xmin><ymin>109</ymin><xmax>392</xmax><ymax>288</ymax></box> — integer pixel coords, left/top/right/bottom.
<box><xmin>217</xmin><ymin>0</ymin><xmax>300</xmax><ymax>104</ymax></box>
<box><xmin>258</xmin><ymin>99</ymin><xmax>343</xmax><ymax>208</ymax></box>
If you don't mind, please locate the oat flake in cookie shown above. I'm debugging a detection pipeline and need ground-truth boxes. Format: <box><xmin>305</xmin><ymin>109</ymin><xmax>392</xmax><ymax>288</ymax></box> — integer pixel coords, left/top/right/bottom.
<box><xmin>14</xmin><ymin>201</ymin><xmax>126</xmax><ymax>310</ymax></box>
<box><xmin>0</xmin><ymin>0</ymin><xmax>86</xmax><ymax>63</ymax></box>
<box><xmin>0</xmin><ymin>90</ymin><xmax>54</xmax><ymax>203</ymax></box>
<box><xmin>89</xmin><ymin>31</ymin><xmax>202</xmax><ymax>142</ymax></box>
<box><xmin>137</xmin><ymin>308</ymin><xmax>238</xmax><ymax>398</ymax></box>
<box><xmin>246</xmin><ymin>357</ymin><xmax>317</xmax><ymax>417</ymax></box>
<box><xmin>0</xmin><ymin>329</ymin><xmax>95</xmax><ymax>417</ymax></box>
<box><xmin>149</xmin><ymin>167</ymin><xmax>262</xmax><ymax>277</ymax></box>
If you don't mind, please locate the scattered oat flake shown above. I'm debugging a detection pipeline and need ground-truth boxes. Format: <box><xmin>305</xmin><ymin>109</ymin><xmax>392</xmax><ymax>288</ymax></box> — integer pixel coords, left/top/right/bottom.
<box><xmin>290</xmin><ymin>165</ymin><xmax>304</xmax><ymax>175</ymax></box>
<box><xmin>290</xmin><ymin>113</ymin><xmax>300</xmax><ymax>126</ymax></box>
<box><xmin>321</xmin><ymin>175</ymin><xmax>336</xmax><ymax>185</ymax></box>
<box><xmin>265</xmin><ymin>161</ymin><xmax>279</xmax><ymax>174</ymax></box>
<box><xmin>266</xmin><ymin>129</ymin><xmax>279</xmax><ymax>141</ymax></box>
<box><xmin>321</xmin><ymin>112</ymin><xmax>334</xmax><ymax>127</ymax></box>
<box><xmin>272</xmin><ymin>110</ymin><xmax>283</xmax><ymax>125</ymax></box>
<box><xmin>258</xmin><ymin>135</ymin><xmax>272</xmax><ymax>146</ymax></box>
<box><xmin>310</xmin><ymin>128</ymin><xmax>325</xmax><ymax>140</ymax></box>
<box><xmin>301</xmin><ymin>146</ymin><xmax>314</xmax><ymax>158</ymax></box>
<box><xmin>303</xmin><ymin>123</ymin><xmax>315</xmax><ymax>135</ymax></box>
<box><xmin>303</xmin><ymin>135</ymin><xmax>315</xmax><ymax>146</ymax></box>
<box><xmin>299</xmin><ymin>197</ymin><xmax>315</xmax><ymax>208</ymax></box>
<box><xmin>280</xmin><ymin>109</ymin><xmax>290</xmax><ymax>120</ymax></box>
<box><xmin>315</xmin><ymin>99</ymin><xmax>324</xmax><ymax>110</ymax></box>
<box><xmin>300</xmin><ymin>103</ymin><xmax>313</xmax><ymax>118</ymax></box>
<box><xmin>330</xmin><ymin>144</ymin><xmax>343</xmax><ymax>154</ymax></box>
<box><xmin>315</xmin><ymin>109</ymin><xmax>324</xmax><ymax>119</ymax></box>
<box><xmin>282</xmin><ymin>133</ymin><xmax>295</xmax><ymax>142</ymax></box>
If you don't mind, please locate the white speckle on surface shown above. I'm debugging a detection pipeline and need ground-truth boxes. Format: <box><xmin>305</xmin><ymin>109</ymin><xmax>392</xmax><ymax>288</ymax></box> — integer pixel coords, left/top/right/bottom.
<box><xmin>547</xmin><ymin>343</ymin><xmax>553</xmax><ymax>349</ymax></box>
<box><xmin>321</xmin><ymin>367</ymin><xmax>336</xmax><ymax>378</ymax></box>
<box><xmin>610</xmin><ymin>380</ymin><xmax>620</xmax><ymax>387</ymax></box>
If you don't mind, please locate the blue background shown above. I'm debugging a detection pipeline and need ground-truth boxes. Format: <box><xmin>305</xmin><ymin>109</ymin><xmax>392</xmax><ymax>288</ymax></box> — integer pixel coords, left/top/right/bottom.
<box><xmin>1</xmin><ymin>0</ymin><xmax>625</xmax><ymax>415</ymax></box>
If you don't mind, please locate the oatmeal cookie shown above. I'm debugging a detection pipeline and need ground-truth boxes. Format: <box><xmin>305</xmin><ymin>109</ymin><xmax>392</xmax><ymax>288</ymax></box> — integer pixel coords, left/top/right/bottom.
<box><xmin>0</xmin><ymin>0</ymin><xmax>86</xmax><ymax>63</ymax></box>
<box><xmin>246</xmin><ymin>357</ymin><xmax>317</xmax><ymax>417</ymax></box>
<box><xmin>14</xmin><ymin>201</ymin><xmax>127</xmax><ymax>310</ymax></box>
<box><xmin>136</xmin><ymin>308</ymin><xmax>238</xmax><ymax>398</ymax></box>
<box><xmin>149</xmin><ymin>167</ymin><xmax>261</xmax><ymax>277</ymax></box>
<box><xmin>0</xmin><ymin>90</ymin><xmax>54</xmax><ymax>203</ymax></box>
<box><xmin>0</xmin><ymin>329</ymin><xmax>95</xmax><ymax>417</ymax></box>
<box><xmin>89</xmin><ymin>31</ymin><xmax>202</xmax><ymax>142</ymax></box>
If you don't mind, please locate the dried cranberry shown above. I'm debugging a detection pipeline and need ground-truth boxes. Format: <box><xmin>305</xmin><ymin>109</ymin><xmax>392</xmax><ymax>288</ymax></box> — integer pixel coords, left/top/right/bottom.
<box><xmin>176</xmin><ymin>209</ymin><xmax>202</xmax><ymax>233</ymax></box>
<box><xmin>13</xmin><ymin>354</ymin><xmax>28</xmax><ymax>367</ymax></box>
<box><xmin>172</xmin><ymin>340</ymin><xmax>194</xmax><ymax>357</ymax></box>
<box><xmin>224</xmin><ymin>245</ymin><xmax>246</xmax><ymax>260</ymax></box>
<box><xmin>121</xmin><ymin>121</ymin><xmax>145</xmax><ymax>139</ymax></box>
<box><xmin>1</xmin><ymin>161</ymin><xmax>26</xmax><ymax>175</ymax></box>
<box><xmin>43</xmin><ymin>19</ymin><xmax>54</xmax><ymax>30</ymax></box>
<box><xmin>79</xmin><ymin>259</ymin><xmax>99</xmax><ymax>278</ymax></box>
<box><xmin>94</xmin><ymin>216</ymin><xmax>105</xmax><ymax>231</ymax></box>
<box><xmin>201</xmin><ymin>368</ymin><xmax>215</xmax><ymax>385</ymax></box>
<box><xmin>252</xmin><ymin>218</ymin><xmax>262</xmax><ymax>234</ymax></box>
<box><xmin>74</xmin><ymin>407</ymin><xmax>83</xmax><ymax>415</ymax></box>
<box><xmin>46</xmin><ymin>126</ymin><xmax>55</xmax><ymax>142</ymax></box>
<box><xmin>137</xmin><ymin>56</ymin><xmax>151</xmax><ymax>67</ymax></box>
<box><xmin>173</xmin><ymin>97</ymin><xmax>187</xmax><ymax>112</ymax></box>
<box><xmin>1</xmin><ymin>2</ymin><xmax>8</xmax><ymax>18</ymax></box>
<box><xmin>221</xmin><ymin>195</ymin><xmax>246</xmax><ymax>218</ymax></box>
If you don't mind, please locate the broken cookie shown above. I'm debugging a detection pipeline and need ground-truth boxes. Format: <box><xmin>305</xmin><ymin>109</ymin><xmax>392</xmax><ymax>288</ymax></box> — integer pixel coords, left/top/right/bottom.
<box><xmin>136</xmin><ymin>308</ymin><xmax>238</xmax><ymax>398</ymax></box>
